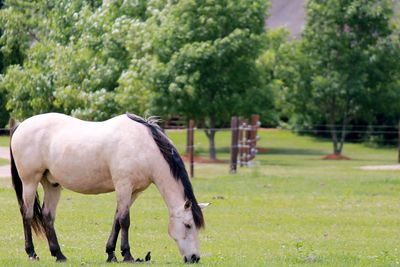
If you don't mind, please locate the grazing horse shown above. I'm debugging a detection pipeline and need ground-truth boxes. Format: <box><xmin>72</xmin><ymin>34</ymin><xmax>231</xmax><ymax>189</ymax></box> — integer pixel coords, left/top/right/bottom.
<box><xmin>10</xmin><ymin>113</ymin><xmax>208</xmax><ymax>263</ymax></box>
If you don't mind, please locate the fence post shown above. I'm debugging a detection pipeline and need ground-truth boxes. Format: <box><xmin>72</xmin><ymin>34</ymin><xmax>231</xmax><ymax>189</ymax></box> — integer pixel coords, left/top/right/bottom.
<box><xmin>230</xmin><ymin>117</ymin><xmax>239</xmax><ymax>173</ymax></box>
<box><xmin>188</xmin><ymin>119</ymin><xmax>195</xmax><ymax>178</ymax></box>
<box><xmin>8</xmin><ymin>117</ymin><xmax>15</xmax><ymax>129</ymax></box>
<box><xmin>248</xmin><ymin>114</ymin><xmax>260</xmax><ymax>161</ymax></box>
<box><xmin>238</xmin><ymin>119</ymin><xmax>245</xmax><ymax>166</ymax></box>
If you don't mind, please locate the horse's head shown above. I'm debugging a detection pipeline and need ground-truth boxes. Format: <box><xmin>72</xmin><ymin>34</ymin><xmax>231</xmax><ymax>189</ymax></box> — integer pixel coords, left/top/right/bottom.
<box><xmin>168</xmin><ymin>200</ymin><xmax>209</xmax><ymax>263</ymax></box>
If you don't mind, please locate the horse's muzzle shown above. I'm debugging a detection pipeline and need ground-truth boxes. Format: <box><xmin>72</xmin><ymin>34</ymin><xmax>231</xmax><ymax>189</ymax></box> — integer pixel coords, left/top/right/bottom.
<box><xmin>184</xmin><ymin>254</ymin><xmax>200</xmax><ymax>263</ymax></box>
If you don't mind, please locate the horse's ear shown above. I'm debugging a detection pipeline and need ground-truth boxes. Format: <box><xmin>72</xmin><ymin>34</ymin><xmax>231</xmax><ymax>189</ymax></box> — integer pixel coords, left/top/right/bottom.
<box><xmin>184</xmin><ymin>200</ymin><xmax>192</xmax><ymax>210</ymax></box>
<box><xmin>198</xmin><ymin>203</ymin><xmax>211</xmax><ymax>209</ymax></box>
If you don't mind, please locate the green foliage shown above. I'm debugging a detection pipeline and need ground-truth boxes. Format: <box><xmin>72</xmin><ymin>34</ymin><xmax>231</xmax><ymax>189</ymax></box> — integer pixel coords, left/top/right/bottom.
<box><xmin>0</xmin><ymin>0</ymin><xmax>272</xmax><ymax>128</ymax></box>
<box><xmin>303</xmin><ymin>0</ymin><xmax>400</xmax><ymax>121</ymax></box>
<box><xmin>0</xmin><ymin>0</ymin><xmax>148</xmax><ymax>120</ymax></box>
<box><xmin>2</xmin><ymin>0</ymin><xmax>398</xmax><ymax>153</ymax></box>
<box><xmin>278</xmin><ymin>0</ymin><xmax>400</xmax><ymax>153</ymax></box>
<box><xmin>0</xmin><ymin>81</ymin><xmax>7</xmax><ymax>126</ymax></box>
<box><xmin>127</xmin><ymin>0</ymin><xmax>270</xmax><ymax>127</ymax></box>
<box><xmin>256</xmin><ymin>29</ymin><xmax>311</xmax><ymax>125</ymax></box>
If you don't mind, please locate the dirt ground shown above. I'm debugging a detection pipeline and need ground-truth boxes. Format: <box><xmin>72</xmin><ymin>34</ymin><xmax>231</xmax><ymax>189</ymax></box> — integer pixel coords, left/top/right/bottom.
<box><xmin>359</xmin><ymin>165</ymin><xmax>400</xmax><ymax>170</ymax></box>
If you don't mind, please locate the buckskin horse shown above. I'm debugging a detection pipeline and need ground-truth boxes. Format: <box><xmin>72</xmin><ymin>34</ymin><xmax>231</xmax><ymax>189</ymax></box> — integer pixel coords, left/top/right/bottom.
<box><xmin>10</xmin><ymin>113</ymin><xmax>208</xmax><ymax>263</ymax></box>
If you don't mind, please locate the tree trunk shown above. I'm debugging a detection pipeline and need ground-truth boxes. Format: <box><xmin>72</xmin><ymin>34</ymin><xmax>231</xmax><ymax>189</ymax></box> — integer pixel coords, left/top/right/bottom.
<box><xmin>204</xmin><ymin>129</ymin><xmax>217</xmax><ymax>160</ymax></box>
<box><xmin>329</xmin><ymin>121</ymin><xmax>347</xmax><ymax>156</ymax></box>
<box><xmin>327</xmin><ymin>94</ymin><xmax>349</xmax><ymax>156</ymax></box>
<box><xmin>330</xmin><ymin>123</ymin><xmax>340</xmax><ymax>155</ymax></box>
<box><xmin>337</xmin><ymin>120</ymin><xmax>347</xmax><ymax>155</ymax></box>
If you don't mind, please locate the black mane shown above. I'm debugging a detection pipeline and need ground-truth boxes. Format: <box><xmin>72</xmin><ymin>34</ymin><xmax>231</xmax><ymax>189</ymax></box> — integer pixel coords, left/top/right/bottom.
<box><xmin>126</xmin><ymin>113</ymin><xmax>205</xmax><ymax>229</ymax></box>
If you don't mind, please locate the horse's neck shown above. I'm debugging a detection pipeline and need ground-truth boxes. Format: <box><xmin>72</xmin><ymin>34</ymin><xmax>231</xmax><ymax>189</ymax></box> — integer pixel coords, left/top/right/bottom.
<box><xmin>153</xmin><ymin>174</ymin><xmax>185</xmax><ymax>216</ymax></box>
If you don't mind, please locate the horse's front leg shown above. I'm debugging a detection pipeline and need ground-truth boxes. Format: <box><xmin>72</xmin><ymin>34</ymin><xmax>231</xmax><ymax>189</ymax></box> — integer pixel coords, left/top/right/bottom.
<box><xmin>105</xmin><ymin>209</ymin><xmax>133</xmax><ymax>262</ymax></box>
<box><xmin>119</xmin><ymin>209</ymin><xmax>134</xmax><ymax>262</ymax></box>
<box><xmin>110</xmin><ymin>186</ymin><xmax>135</xmax><ymax>262</ymax></box>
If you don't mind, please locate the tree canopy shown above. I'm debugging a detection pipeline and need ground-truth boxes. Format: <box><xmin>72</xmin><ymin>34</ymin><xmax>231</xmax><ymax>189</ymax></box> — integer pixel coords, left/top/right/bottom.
<box><xmin>1</xmin><ymin>0</ymin><xmax>400</xmax><ymax>157</ymax></box>
<box><xmin>273</xmin><ymin>0</ymin><xmax>400</xmax><ymax>155</ymax></box>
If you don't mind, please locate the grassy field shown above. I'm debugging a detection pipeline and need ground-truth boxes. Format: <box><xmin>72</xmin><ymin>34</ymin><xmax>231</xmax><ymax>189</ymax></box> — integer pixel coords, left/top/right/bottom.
<box><xmin>0</xmin><ymin>135</ymin><xmax>9</xmax><ymax>146</ymax></box>
<box><xmin>0</xmin><ymin>158</ymin><xmax>8</xmax><ymax>166</ymax></box>
<box><xmin>0</xmin><ymin>130</ymin><xmax>399</xmax><ymax>266</ymax></box>
<box><xmin>0</xmin><ymin>135</ymin><xmax>9</xmax><ymax>166</ymax></box>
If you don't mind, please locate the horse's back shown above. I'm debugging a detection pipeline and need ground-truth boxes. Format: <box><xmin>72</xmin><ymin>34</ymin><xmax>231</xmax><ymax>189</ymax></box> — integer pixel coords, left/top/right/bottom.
<box><xmin>11</xmin><ymin>113</ymin><xmax>158</xmax><ymax>194</ymax></box>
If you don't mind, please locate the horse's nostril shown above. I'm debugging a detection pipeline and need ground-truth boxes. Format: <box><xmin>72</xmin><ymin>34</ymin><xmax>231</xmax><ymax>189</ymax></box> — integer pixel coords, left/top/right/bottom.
<box><xmin>184</xmin><ymin>255</ymin><xmax>200</xmax><ymax>264</ymax></box>
<box><xmin>191</xmin><ymin>254</ymin><xmax>200</xmax><ymax>263</ymax></box>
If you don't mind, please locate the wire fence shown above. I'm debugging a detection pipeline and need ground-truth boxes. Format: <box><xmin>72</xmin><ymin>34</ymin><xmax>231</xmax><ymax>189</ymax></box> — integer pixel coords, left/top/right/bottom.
<box><xmin>170</xmin><ymin>126</ymin><xmax>400</xmax><ymax>144</ymax></box>
<box><xmin>291</xmin><ymin>125</ymin><xmax>400</xmax><ymax>145</ymax></box>
<box><xmin>167</xmin><ymin>120</ymin><xmax>400</xmax><ymax>177</ymax></box>
<box><xmin>2</xmin><ymin>121</ymin><xmax>399</xmax><ymax>175</ymax></box>
<box><xmin>170</xmin><ymin>130</ymin><xmax>400</xmax><ymax>151</ymax></box>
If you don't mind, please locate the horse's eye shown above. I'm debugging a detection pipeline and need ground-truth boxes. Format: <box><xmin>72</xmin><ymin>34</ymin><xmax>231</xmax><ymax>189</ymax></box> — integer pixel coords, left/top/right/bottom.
<box><xmin>184</xmin><ymin>223</ymin><xmax>192</xmax><ymax>229</ymax></box>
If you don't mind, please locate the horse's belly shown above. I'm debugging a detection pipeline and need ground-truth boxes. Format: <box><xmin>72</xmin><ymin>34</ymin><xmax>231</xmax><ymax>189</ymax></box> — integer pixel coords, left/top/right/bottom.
<box><xmin>62</xmin><ymin>177</ymin><xmax>114</xmax><ymax>194</ymax></box>
<box><xmin>48</xmin><ymin>167</ymin><xmax>115</xmax><ymax>194</ymax></box>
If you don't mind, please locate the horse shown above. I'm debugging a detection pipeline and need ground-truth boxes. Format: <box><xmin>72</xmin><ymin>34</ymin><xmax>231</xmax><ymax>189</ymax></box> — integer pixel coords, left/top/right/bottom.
<box><xmin>10</xmin><ymin>112</ymin><xmax>209</xmax><ymax>263</ymax></box>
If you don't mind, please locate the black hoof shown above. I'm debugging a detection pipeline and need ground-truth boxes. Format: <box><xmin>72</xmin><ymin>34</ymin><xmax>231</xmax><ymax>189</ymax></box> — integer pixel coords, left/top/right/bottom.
<box><xmin>55</xmin><ymin>252</ymin><xmax>67</xmax><ymax>262</ymax></box>
<box><xmin>123</xmin><ymin>255</ymin><xmax>135</xmax><ymax>262</ymax></box>
<box><xmin>56</xmin><ymin>257</ymin><xmax>67</xmax><ymax>262</ymax></box>
<box><xmin>106</xmin><ymin>254</ymin><xmax>118</xmax><ymax>263</ymax></box>
<box><xmin>28</xmin><ymin>254</ymin><xmax>39</xmax><ymax>261</ymax></box>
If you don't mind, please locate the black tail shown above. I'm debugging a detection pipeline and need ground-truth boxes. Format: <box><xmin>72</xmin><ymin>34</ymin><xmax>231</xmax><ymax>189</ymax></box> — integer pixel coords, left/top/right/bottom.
<box><xmin>126</xmin><ymin>113</ymin><xmax>205</xmax><ymax>229</ymax></box>
<box><xmin>10</xmin><ymin>126</ymin><xmax>45</xmax><ymax>236</ymax></box>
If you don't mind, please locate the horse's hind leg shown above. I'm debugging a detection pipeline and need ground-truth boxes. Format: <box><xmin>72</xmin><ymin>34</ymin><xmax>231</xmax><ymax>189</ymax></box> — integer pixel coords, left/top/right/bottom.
<box><xmin>22</xmin><ymin>183</ymin><xmax>41</xmax><ymax>260</ymax></box>
<box><xmin>105</xmin><ymin>209</ymin><xmax>120</xmax><ymax>262</ymax></box>
<box><xmin>41</xmin><ymin>178</ymin><xmax>67</xmax><ymax>262</ymax></box>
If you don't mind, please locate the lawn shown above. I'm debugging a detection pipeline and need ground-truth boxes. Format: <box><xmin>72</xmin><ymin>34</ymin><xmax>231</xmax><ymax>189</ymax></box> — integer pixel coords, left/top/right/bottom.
<box><xmin>0</xmin><ymin>135</ymin><xmax>9</xmax><ymax>146</ymax></box>
<box><xmin>0</xmin><ymin>130</ymin><xmax>399</xmax><ymax>266</ymax></box>
<box><xmin>0</xmin><ymin>158</ymin><xmax>8</xmax><ymax>166</ymax></box>
<box><xmin>0</xmin><ymin>136</ymin><xmax>9</xmax><ymax>166</ymax></box>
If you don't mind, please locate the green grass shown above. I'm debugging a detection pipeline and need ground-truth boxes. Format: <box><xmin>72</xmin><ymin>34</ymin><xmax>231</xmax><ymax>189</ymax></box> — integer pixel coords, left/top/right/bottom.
<box><xmin>0</xmin><ymin>130</ymin><xmax>399</xmax><ymax>266</ymax></box>
<box><xmin>0</xmin><ymin>158</ymin><xmax>8</xmax><ymax>166</ymax></box>
<box><xmin>0</xmin><ymin>136</ymin><xmax>10</xmax><ymax>166</ymax></box>
<box><xmin>0</xmin><ymin>135</ymin><xmax>9</xmax><ymax>146</ymax></box>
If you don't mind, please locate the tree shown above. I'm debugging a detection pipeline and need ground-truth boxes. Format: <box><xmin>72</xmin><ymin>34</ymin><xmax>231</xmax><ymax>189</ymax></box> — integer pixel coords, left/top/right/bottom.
<box><xmin>0</xmin><ymin>0</ymin><xmax>148</xmax><ymax>121</ymax></box>
<box><xmin>0</xmin><ymin>0</ymin><xmax>25</xmax><ymax>126</ymax></box>
<box><xmin>296</xmin><ymin>0</ymin><xmax>400</xmax><ymax>156</ymax></box>
<box><xmin>130</xmin><ymin>0</ymin><xmax>270</xmax><ymax>159</ymax></box>
<box><xmin>256</xmin><ymin>28</ymin><xmax>310</xmax><ymax>126</ymax></box>
<box><xmin>1</xmin><ymin>0</ymin><xmax>273</xmax><ymax>156</ymax></box>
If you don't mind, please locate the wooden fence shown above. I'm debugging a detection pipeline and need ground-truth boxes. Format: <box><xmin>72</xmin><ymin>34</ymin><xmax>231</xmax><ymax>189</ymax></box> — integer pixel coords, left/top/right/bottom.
<box><xmin>229</xmin><ymin>115</ymin><xmax>260</xmax><ymax>173</ymax></box>
<box><xmin>186</xmin><ymin>115</ymin><xmax>261</xmax><ymax>177</ymax></box>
